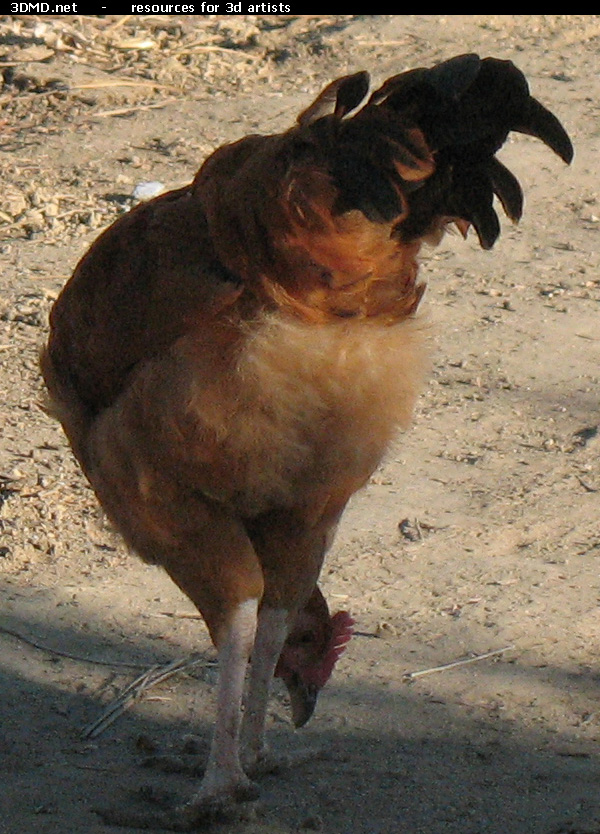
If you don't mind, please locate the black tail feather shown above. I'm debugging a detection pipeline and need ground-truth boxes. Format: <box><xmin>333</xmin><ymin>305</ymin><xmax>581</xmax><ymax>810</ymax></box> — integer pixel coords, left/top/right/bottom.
<box><xmin>288</xmin><ymin>54</ymin><xmax>572</xmax><ymax>251</ymax></box>
<box><xmin>360</xmin><ymin>54</ymin><xmax>573</xmax><ymax>247</ymax></box>
<box><xmin>517</xmin><ymin>97</ymin><xmax>574</xmax><ymax>164</ymax></box>
<box><xmin>487</xmin><ymin>158</ymin><xmax>524</xmax><ymax>223</ymax></box>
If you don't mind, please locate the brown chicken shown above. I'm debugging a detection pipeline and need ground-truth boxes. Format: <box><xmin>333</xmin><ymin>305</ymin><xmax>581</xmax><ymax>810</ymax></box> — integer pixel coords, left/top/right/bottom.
<box><xmin>41</xmin><ymin>54</ymin><xmax>572</xmax><ymax>824</ymax></box>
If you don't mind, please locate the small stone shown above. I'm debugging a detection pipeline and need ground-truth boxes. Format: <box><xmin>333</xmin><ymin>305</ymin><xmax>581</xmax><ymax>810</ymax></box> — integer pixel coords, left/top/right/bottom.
<box><xmin>132</xmin><ymin>181</ymin><xmax>165</xmax><ymax>202</ymax></box>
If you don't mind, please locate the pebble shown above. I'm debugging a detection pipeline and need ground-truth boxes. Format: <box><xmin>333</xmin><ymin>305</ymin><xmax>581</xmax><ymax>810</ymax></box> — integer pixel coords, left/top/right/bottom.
<box><xmin>132</xmin><ymin>181</ymin><xmax>166</xmax><ymax>202</ymax></box>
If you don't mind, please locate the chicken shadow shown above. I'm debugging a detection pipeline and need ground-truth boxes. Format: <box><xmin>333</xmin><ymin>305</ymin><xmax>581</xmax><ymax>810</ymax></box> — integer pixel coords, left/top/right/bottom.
<box><xmin>1</xmin><ymin>584</ymin><xmax>599</xmax><ymax>834</ymax></box>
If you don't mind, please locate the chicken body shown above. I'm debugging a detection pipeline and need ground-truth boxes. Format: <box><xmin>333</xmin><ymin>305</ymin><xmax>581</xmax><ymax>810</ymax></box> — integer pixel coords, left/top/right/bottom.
<box><xmin>41</xmin><ymin>54</ymin><xmax>572</xmax><ymax>820</ymax></box>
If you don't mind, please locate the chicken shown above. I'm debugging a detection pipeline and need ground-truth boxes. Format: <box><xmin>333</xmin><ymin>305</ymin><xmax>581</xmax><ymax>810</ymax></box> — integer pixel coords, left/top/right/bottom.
<box><xmin>41</xmin><ymin>53</ymin><xmax>572</xmax><ymax>825</ymax></box>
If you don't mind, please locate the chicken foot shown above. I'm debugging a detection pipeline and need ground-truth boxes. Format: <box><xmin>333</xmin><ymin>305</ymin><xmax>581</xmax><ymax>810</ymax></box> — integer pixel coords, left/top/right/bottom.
<box><xmin>179</xmin><ymin>598</ymin><xmax>261</xmax><ymax>816</ymax></box>
<box><xmin>142</xmin><ymin>604</ymin><xmax>319</xmax><ymax>779</ymax></box>
<box><xmin>96</xmin><ymin>599</ymin><xmax>262</xmax><ymax>830</ymax></box>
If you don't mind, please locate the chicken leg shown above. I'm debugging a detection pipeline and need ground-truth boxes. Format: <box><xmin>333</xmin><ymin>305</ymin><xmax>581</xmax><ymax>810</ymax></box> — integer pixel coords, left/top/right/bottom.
<box><xmin>178</xmin><ymin>599</ymin><xmax>261</xmax><ymax>823</ymax></box>
<box><xmin>240</xmin><ymin>606</ymin><xmax>290</xmax><ymax>769</ymax></box>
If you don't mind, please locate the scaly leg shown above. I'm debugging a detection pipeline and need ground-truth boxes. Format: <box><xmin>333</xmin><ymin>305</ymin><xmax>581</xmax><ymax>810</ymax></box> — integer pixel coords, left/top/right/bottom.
<box><xmin>240</xmin><ymin>606</ymin><xmax>289</xmax><ymax>769</ymax></box>
<box><xmin>181</xmin><ymin>598</ymin><xmax>260</xmax><ymax>816</ymax></box>
<box><xmin>97</xmin><ymin>598</ymin><xmax>262</xmax><ymax>831</ymax></box>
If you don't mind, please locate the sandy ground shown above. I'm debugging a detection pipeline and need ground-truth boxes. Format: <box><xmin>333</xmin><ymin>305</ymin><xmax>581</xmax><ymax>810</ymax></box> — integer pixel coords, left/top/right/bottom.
<box><xmin>1</xmin><ymin>13</ymin><xmax>599</xmax><ymax>834</ymax></box>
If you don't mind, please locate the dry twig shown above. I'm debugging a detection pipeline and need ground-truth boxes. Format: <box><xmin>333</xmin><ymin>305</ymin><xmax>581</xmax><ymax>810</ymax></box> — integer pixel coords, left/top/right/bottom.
<box><xmin>83</xmin><ymin>98</ymin><xmax>179</xmax><ymax>120</ymax></box>
<box><xmin>82</xmin><ymin>655</ymin><xmax>212</xmax><ymax>739</ymax></box>
<box><xmin>402</xmin><ymin>645</ymin><xmax>515</xmax><ymax>683</ymax></box>
<box><xmin>0</xmin><ymin>623</ymin><xmax>213</xmax><ymax>673</ymax></box>
<box><xmin>0</xmin><ymin>624</ymin><xmax>149</xmax><ymax>668</ymax></box>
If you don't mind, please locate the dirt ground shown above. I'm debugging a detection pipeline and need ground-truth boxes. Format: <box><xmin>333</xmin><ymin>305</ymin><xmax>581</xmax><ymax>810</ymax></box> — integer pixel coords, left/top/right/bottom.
<box><xmin>1</xmin><ymin>13</ymin><xmax>599</xmax><ymax>834</ymax></box>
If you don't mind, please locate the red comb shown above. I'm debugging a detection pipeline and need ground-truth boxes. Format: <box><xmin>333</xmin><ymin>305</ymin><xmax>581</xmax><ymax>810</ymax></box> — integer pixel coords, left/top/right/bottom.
<box><xmin>311</xmin><ymin>610</ymin><xmax>354</xmax><ymax>689</ymax></box>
